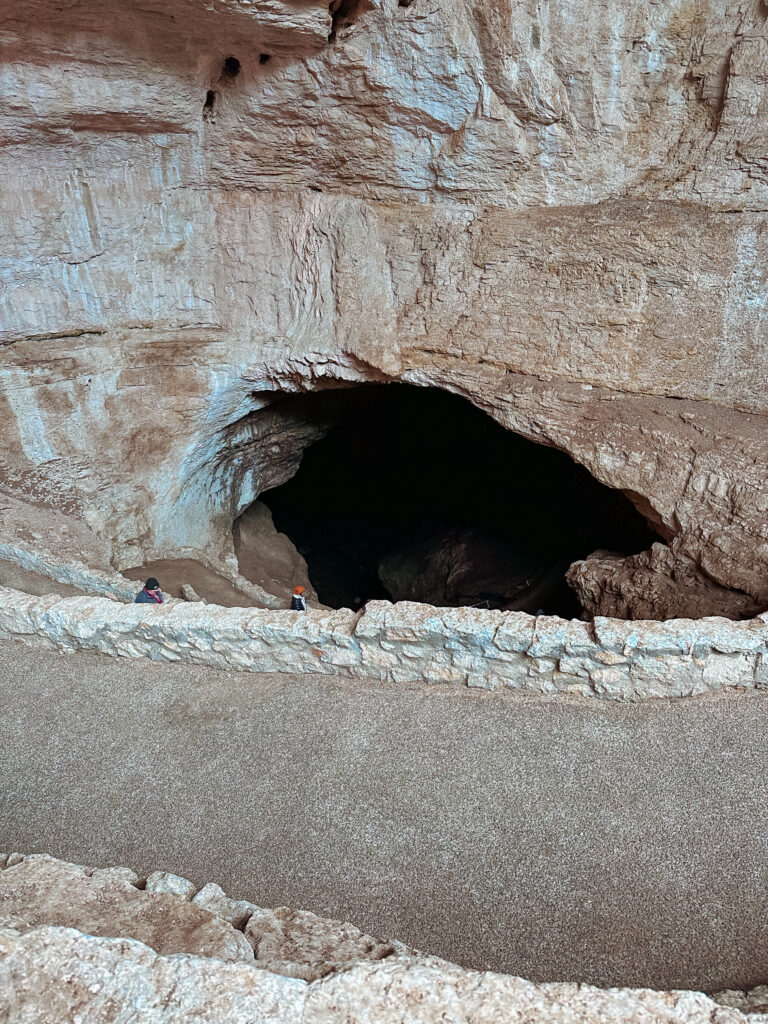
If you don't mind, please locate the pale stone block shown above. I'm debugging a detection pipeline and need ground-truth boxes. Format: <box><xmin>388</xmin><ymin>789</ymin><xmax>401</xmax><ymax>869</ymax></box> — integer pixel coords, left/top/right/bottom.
<box><xmin>145</xmin><ymin>871</ymin><xmax>197</xmax><ymax>900</ymax></box>
<box><xmin>529</xmin><ymin>618</ymin><xmax>595</xmax><ymax>658</ymax></box>
<box><xmin>92</xmin><ymin>867</ymin><xmax>140</xmax><ymax>886</ymax></box>
<box><xmin>192</xmin><ymin>882</ymin><xmax>257</xmax><ymax>930</ymax></box>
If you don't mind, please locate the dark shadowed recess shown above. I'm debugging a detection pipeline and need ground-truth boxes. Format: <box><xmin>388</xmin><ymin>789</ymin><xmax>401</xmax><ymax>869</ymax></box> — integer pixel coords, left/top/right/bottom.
<box><xmin>258</xmin><ymin>385</ymin><xmax>659</xmax><ymax>615</ymax></box>
<box><xmin>328</xmin><ymin>0</ymin><xmax>369</xmax><ymax>40</ymax></box>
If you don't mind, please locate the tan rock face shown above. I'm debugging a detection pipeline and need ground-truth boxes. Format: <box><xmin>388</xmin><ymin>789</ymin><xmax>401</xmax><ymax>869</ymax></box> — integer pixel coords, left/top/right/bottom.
<box><xmin>0</xmin><ymin>855</ymin><xmax>253</xmax><ymax>962</ymax></box>
<box><xmin>568</xmin><ymin>543</ymin><xmax>762</xmax><ymax>621</ymax></box>
<box><xmin>2</xmin><ymin>0</ymin><xmax>768</xmax><ymax>618</ymax></box>
<box><xmin>0</xmin><ymin>927</ymin><xmax>306</xmax><ymax>1024</ymax></box>
<box><xmin>6</xmin><ymin>925</ymin><xmax>765</xmax><ymax>1024</ymax></box>
<box><xmin>234</xmin><ymin>501</ymin><xmax>318</xmax><ymax>605</ymax></box>
<box><xmin>245</xmin><ymin>906</ymin><xmax>399</xmax><ymax>981</ymax></box>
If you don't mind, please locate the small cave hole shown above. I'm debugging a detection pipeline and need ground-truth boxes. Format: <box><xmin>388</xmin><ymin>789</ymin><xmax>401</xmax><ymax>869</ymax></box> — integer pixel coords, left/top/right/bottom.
<box><xmin>249</xmin><ymin>385</ymin><xmax>660</xmax><ymax>615</ymax></box>
<box><xmin>259</xmin><ymin>53</ymin><xmax>272</xmax><ymax>65</ymax></box>
<box><xmin>328</xmin><ymin>0</ymin><xmax>368</xmax><ymax>41</ymax></box>
<box><xmin>221</xmin><ymin>56</ymin><xmax>242</xmax><ymax>80</ymax></box>
<box><xmin>203</xmin><ymin>90</ymin><xmax>216</xmax><ymax>120</ymax></box>
<box><xmin>398</xmin><ymin>0</ymin><xmax>415</xmax><ymax>7</ymax></box>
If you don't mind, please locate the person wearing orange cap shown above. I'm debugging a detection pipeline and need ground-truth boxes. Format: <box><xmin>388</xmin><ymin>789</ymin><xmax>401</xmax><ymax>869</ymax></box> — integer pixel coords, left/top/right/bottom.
<box><xmin>290</xmin><ymin>585</ymin><xmax>307</xmax><ymax>612</ymax></box>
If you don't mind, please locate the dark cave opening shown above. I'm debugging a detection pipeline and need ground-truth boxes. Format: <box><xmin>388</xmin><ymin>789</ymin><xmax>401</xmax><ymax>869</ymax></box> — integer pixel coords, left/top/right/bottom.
<box><xmin>221</xmin><ymin>56</ymin><xmax>242</xmax><ymax>79</ymax></box>
<box><xmin>257</xmin><ymin>385</ymin><xmax>660</xmax><ymax>615</ymax></box>
<box><xmin>328</xmin><ymin>0</ymin><xmax>369</xmax><ymax>40</ymax></box>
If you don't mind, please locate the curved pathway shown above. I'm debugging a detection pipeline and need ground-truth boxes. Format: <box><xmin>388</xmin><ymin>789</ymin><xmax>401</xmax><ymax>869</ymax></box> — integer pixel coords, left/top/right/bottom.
<box><xmin>1</xmin><ymin>639</ymin><xmax>765</xmax><ymax>991</ymax></box>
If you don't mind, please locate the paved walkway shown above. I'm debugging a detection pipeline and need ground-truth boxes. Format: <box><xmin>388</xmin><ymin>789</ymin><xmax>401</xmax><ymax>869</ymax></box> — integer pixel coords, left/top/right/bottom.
<box><xmin>1</xmin><ymin>638</ymin><xmax>765</xmax><ymax>992</ymax></box>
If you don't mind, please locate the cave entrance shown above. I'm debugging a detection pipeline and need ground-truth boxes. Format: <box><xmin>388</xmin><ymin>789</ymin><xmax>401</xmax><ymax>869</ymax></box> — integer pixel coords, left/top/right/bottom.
<box><xmin>249</xmin><ymin>384</ymin><xmax>658</xmax><ymax>615</ymax></box>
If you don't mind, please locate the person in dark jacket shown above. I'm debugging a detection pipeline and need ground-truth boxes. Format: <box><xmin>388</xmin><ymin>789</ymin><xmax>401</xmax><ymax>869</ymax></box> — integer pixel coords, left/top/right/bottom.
<box><xmin>135</xmin><ymin>577</ymin><xmax>164</xmax><ymax>604</ymax></box>
<box><xmin>290</xmin><ymin>585</ymin><xmax>307</xmax><ymax>611</ymax></box>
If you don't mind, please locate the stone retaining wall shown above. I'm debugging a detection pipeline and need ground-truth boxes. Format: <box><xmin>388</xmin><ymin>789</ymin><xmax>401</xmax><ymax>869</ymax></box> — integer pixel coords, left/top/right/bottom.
<box><xmin>1</xmin><ymin>587</ymin><xmax>767</xmax><ymax>699</ymax></box>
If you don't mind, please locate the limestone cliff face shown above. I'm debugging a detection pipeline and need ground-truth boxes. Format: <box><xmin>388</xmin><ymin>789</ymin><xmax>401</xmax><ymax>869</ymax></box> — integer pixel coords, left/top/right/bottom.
<box><xmin>2</xmin><ymin>0</ymin><xmax>768</xmax><ymax>615</ymax></box>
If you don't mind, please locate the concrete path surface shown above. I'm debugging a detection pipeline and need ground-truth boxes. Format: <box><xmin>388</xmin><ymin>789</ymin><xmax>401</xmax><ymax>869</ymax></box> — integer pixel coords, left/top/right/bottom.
<box><xmin>1</xmin><ymin>638</ymin><xmax>766</xmax><ymax>992</ymax></box>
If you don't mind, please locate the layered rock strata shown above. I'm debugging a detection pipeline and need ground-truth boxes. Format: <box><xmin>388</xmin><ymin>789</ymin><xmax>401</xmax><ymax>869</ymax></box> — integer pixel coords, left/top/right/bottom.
<box><xmin>3</xmin><ymin>0</ymin><xmax>768</xmax><ymax>617</ymax></box>
<box><xmin>1</xmin><ymin>587</ymin><xmax>767</xmax><ymax>699</ymax></box>
<box><xmin>1</xmin><ymin>855</ymin><xmax>766</xmax><ymax>1023</ymax></box>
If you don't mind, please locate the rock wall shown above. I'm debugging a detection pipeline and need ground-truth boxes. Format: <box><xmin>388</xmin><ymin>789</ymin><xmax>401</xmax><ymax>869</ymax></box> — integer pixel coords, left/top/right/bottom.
<box><xmin>233</xmin><ymin>500</ymin><xmax>319</xmax><ymax>606</ymax></box>
<box><xmin>1</xmin><ymin>587</ymin><xmax>767</xmax><ymax>699</ymax></box>
<box><xmin>1</xmin><ymin>855</ymin><xmax>766</xmax><ymax>1023</ymax></box>
<box><xmin>567</xmin><ymin>543</ymin><xmax>763</xmax><ymax>621</ymax></box>
<box><xmin>2</xmin><ymin>0</ymin><xmax>768</xmax><ymax>617</ymax></box>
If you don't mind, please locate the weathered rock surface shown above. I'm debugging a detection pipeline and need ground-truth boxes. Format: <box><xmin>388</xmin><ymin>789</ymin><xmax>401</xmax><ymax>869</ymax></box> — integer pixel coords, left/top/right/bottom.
<box><xmin>0</xmin><ymin>495</ymin><xmax>136</xmax><ymax>599</ymax></box>
<box><xmin>145</xmin><ymin>870</ymin><xmax>198</xmax><ymax>901</ymax></box>
<box><xmin>245</xmin><ymin>905</ymin><xmax>401</xmax><ymax>981</ymax></box>
<box><xmin>0</xmin><ymin>855</ymin><xmax>766</xmax><ymax>1024</ymax></box>
<box><xmin>0</xmin><ymin>927</ymin><xmax>305</xmax><ymax>1024</ymax></box>
<box><xmin>3</xmin><ymin>0</ymin><xmax>768</xmax><ymax>618</ymax></box>
<box><xmin>6</xmin><ymin>925</ymin><xmax>767</xmax><ymax>1024</ymax></box>
<box><xmin>193</xmin><ymin>881</ymin><xmax>257</xmax><ymax>930</ymax></box>
<box><xmin>234</xmin><ymin>500</ymin><xmax>318</xmax><ymax>606</ymax></box>
<box><xmin>716</xmin><ymin>988</ymin><xmax>768</xmax><ymax>1016</ymax></box>
<box><xmin>568</xmin><ymin>543</ymin><xmax>762</xmax><ymax>621</ymax></box>
<box><xmin>0</xmin><ymin>855</ymin><xmax>253</xmax><ymax>963</ymax></box>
